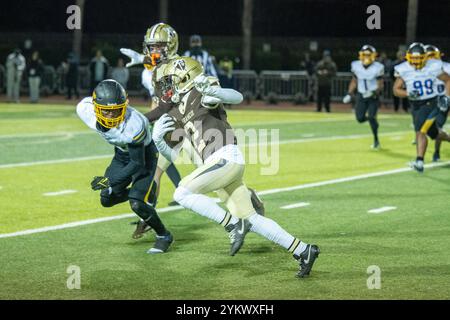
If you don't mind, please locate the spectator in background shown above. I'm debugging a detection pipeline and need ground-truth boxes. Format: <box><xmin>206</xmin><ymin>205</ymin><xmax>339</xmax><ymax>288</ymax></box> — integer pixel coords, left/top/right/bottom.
<box><xmin>6</xmin><ymin>48</ymin><xmax>26</xmax><ymax>103</ymax></box>
<box><xmin>218</xmin><ymin>56</ymin><xmax>233</xmax><ymax>88</ymax></box>
<box><xmin>391</xmin><ymin>50</ymin><xmax>409</xmax><ymax>112</ymax></box>
<box><xmin>89</xmin><ymin>50</ymin><xmax>109</xmax><ymax>91</ymax></box>
<box><xmin>111</xmin><ymin>58</ymin><xmax>129</xmax><ymax>89</ymax></box>
<box><xmin>315</xmin><ymin>50</ymin><xmax>337</xmax><ymax>112</ymax></box>
<box><xmin>300</xmin><ymin>52</ymin><xmax>316</xmax><ymax>102</ymax></box>
<box><xmin>27</xmin><ymin>51</ymin><xmax>44</xmax><ymax>103</ymax></box>
<box><xmin>183</xmin><ymin>35</ymin><xmax>218</xmax><ymax>77</ymax></box>
<box><xmin>66</xmin><ymin>52</ymin><xmax>80</xmax><ymax>100</ymax></box>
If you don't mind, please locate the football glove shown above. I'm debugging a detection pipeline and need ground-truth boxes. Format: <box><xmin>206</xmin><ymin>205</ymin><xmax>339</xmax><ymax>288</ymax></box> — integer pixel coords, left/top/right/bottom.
<box><xmin>91</xmin><ymin>176</ymin><xmax>110</xmax><ymax>190</ymax></box>
<box><xmin>342</xmin><ymin>94</ymin><xmax>352</xmax><ymax>104</ymax></box>
<box><xmin>408</xmin><ymin>90</ymin><xmax>421</xmax><ymax>101</ymax></box>
<box><xmin>152</xmin><ymin>114</ymin><xmax>175</xmax><ymax>143</ymax></box>
<box><xmin>438</xmin><ymin>95</ymin><xmax>450</xmax><ymax>112</ymax></box>
<box><xmin>120</xmin><ymin>48</ymin><xmax>144</xmax><ymax>68</ymax></box>
<box><xmin>194</xmin><ymin>74</ymin><xmax>213</xmax><ymax>95</ymax></box>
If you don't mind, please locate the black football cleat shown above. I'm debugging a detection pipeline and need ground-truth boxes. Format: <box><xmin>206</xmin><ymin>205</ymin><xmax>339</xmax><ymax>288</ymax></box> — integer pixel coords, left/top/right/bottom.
<box><xmin>225</xmin><ymin>223</ymin><xmax>236</xmax><ymax>244</ymax></box>
<box><xmin>230</xmin><ymin>219</ymin><xmax>252</xmax><ymax>256</ymax></box>
<box><xmin>147</xmin><ymin>232</ymin><xmax>173</xmax><ymax>254</ymax></box>
<box><xmin>432</xmin><ymin>151</ymin><xmax>440</xmax><ymax>162</ymax></box>
<box><xmin>294</xmin><ymin>244</ymin><xmax>320</xmax><ymax>278</ymax></box>
<box><xmin>131</xmin><ymin>219</ymin><xmax>152</xmax><ymax>239</ymax></box>
<box><xmin>249</xmin><ymin>188</ymin><xmax>265</xmax><ymax>216</ymax></box>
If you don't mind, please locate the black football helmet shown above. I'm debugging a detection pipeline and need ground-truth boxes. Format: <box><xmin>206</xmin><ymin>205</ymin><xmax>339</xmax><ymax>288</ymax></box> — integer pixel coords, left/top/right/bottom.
<box><xmin>93</xmin><ymin>79</ymin><xmax>128</xmax><ymax>128</ymax></box>
<box><xmin>406</xmin><ymin>42</ymin><xmax>426</xmax><ymax>69</ymax></box>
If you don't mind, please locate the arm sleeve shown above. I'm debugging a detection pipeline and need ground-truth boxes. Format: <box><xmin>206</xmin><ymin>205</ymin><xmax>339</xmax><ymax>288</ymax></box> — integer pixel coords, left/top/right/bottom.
<box><xmin>202</xmin><ymin>86</ymin><xmax>243</xmax><ymax>105</ymax></box>
<box><xmin>108</xmin><ymin>143</ymin><xmax>146</xmax><ymax>187</ymax></box>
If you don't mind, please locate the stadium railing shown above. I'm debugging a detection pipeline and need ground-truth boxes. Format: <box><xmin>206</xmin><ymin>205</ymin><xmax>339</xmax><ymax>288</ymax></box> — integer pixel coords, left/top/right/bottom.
<box><xmin>0</xmin><ymin>65</ymin><xmax>394</xmax><ymax>104</ymax></box>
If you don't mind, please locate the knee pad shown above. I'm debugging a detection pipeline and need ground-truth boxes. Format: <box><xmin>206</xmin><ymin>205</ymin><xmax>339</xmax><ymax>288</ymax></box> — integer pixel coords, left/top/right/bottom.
<box><xmin>173</xmin><ymin>186</ymin><xmax>192</xmax><ymax>205</ymax></box>
<box><xmin>129</xmin><ymin>198</ymin><xmax>156</xmax><ymax>221</ymax></box>
<box><xmin>100</xmin><ymin>189</ymin><xmax>113</xmax><ymax>207</ymax></box>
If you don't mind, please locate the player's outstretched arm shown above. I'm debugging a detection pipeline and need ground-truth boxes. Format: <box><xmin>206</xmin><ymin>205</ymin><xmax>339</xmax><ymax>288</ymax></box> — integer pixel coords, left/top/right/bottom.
<box><xmin>194</xmin><ymin>75</ymin><xmax>243</xmax><ymax>106</ymax></box>
<box><xmin>393</xmin><ymin>77</ymin><xmax>408</xmax><ymax>98</ymax></box>
<box><xmin>120</xmin><ymin>48</ymin><xmax>144</xmax><ymax>68</ymax></box>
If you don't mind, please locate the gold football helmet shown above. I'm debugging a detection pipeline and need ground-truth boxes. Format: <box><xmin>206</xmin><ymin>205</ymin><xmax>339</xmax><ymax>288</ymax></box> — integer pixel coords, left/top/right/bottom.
<box><xmin>424</xmin><ymin>44</ymin><xmax>442</xmax><ymax>61</ymax></box>
<box><xmin>406</xmin><ymin>42</ymin><xmax>427</xmax><ymax>70</ymax></box>
<box><xmin>358</xmin><ymin>45</ymin><xmax>377</xmax><ymax>66</ymax></box>
<box><xmin>93</xmin><ymin>79</ymin><xmax>128</xmax><ymax>129</ymax></box>
<box><xmin>143</xmin><ymin>23</ymin><xmax>179</xmax><ymax>69</ymax></box>
<box><xmin>159</xmin><ymin>56</ymin><xmax>204</xmax><ymax>103</ymax></box>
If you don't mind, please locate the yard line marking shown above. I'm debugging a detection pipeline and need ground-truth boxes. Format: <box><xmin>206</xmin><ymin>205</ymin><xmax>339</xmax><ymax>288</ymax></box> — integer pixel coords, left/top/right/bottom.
<box><xmin>281</xmin><ymin>202</ymin><xmax>310</xmax><ymax>209</ymax></box>
<box><xmin>0</xmin><ymin>206</ymin><xmax>183</xmax><ymax>239</ymax></box>
<box><xmin>0</xmin><ymin>130</ymin><xmax>411</xmax><ymax>169</ymax></box>
<box><xmin>0</xmin><ymin>154</ymin><xmax>112</xmax><ymax>169</ymax></box>
<box><xmin>1</xmin><ymin>161</ymin><xmax>449</xmax><ymax>239</ymax></box>
<box><xmin>43</xmin><ymin>190</ymin><xmax>78</xmax><ymax>196</ymax></box>
<box><xmin>257</xmin><ymin>160</ymin><xmax>450</xmax><ymax>196</ymax></box>
<box><xmin>368</xmin><ymin>206</ymin><xmax>397</xmax><ymax>214</ymax></box>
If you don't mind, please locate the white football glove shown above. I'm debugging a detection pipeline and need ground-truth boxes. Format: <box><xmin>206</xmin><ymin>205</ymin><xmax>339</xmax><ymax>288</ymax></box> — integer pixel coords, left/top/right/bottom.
<box><xmin>438</xmin><ymin>96</ymin><xmax>450</xmax><ymax>112</ymax></box>
<box><xmin>152</xmin><ymin>114</ymin><xmax>175</xmax><ymax>143</ymax></box>
<box><xmin>342</xmin><ymin>94</ymin><xmax>352</xmax><ymax>104</ymax></box>
<box><xmin>194</xmin><ymin>74</ymin><xmax>213</xmax><ymax>95</ymax></box>
<box><xmin>120</xmin><ymin>48</ymin><xmax>144</xmax><ymax>68</ymax></box>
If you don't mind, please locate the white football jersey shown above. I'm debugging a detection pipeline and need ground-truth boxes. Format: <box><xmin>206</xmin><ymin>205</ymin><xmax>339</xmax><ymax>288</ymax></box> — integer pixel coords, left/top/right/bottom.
<box><xmin>351</xmin><ymin>60</ymin><xmax>384</xmax><ymax>94</ymax></box>
<box><xmin>76</xmin><ymin>97</ymin><xmax>152</xmax><ymax>151</ymax></box>
<box><xmin>435</xmin><ymin>61</ymin><xmax>450</xmax><ymax>96</ymax></box>
<box><xmin>141</xmin><ymin>69</ymin><xmax>154</xmax><ymax>96</ymax></box>
<box><xmin>394</xmin><ymin>59</ymin><xmax>444</xmax><ymax>100</ymax></box>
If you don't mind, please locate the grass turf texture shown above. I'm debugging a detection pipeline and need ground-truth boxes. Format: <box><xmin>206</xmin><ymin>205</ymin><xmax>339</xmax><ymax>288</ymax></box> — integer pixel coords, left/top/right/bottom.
<box><xmin>0</xmin><ymin>103</ymin><xmax>449</xmax><ymax>299</ymax></box>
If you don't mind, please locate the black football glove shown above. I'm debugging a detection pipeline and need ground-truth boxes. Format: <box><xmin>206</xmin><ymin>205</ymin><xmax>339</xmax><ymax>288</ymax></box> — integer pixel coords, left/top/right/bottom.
<box><xmin>91</xmin><ymin>176</ymin><xmax>110</xmax><ymax>190</ymax></box>
<box><xmin>438</xmin><ymin>96</ymin><xmax>450</xmax><ymax>112</ymax></box>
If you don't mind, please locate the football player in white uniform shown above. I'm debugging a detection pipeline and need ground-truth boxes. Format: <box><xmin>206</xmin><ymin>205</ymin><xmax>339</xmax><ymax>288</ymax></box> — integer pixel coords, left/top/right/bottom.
<box><xmin>393</xmin><ymin>43</ymin><xmax>450</xmax><ymax>172</ymax></box>
<box><xmin>343</xmin><ymin>45</ymin><xmax>384</xmax><ymax>149</ymax></box>
<box><xmin>424</xmin><ymin>45</ymin><xmax>450</xmax><ymax>162</ymax></box>
<box><xmin>151</xmin><ymin>57</ymin><xmax>320</xmax><ymax>278</ymax></box>
<box><xmin>76</xmin><ymin>79</ymin><xmax>173</xmax><ymax>253</ymax></box>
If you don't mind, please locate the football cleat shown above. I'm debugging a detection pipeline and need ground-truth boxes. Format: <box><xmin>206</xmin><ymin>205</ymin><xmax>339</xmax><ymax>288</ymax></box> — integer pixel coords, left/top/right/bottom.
<box><xmin>131</xmin><ymin>220</ymin><xmax>152</xmax><ymax>239</ymax></box>
<box><xmin>249</xmin><ymin>188</ymin><xmax>265</xmax><ymax>216</ymax></box>
<box><xmin>167</xmin><ymin>200</ymin><xmax>179</xmax><ymax>207</ymax></box>
<box><xmin>409</xmin><ymin>160</ymin><xmax>424</xmax><ymax>173</ymax></box>
<box><xmin>371</xmin><ymin>140</ymin><xmax>380</xmax><ymax>150</ymax></box>
<box><xmin>230</xmin><ymin>219</ymin><xmax>252</xmax><ymax>256</ymax></box>
<box><xmin>225</xmin><ymin>223</ymin><xmax>236</xmax><ymax>244</ymax></box>
<box><xmin>147</xmin><ymin>232</ymin><xmax>173</xmax><ymax>254</ymax></box>
<box><xmin>432</xmin><ymin>151</ymin><xmax>440</xmax><ymax>162</ymax></box>
<box><xmin>294</xmin><ymin>244</ymin><xmax>320</xmax><ymax>278</ymax></box>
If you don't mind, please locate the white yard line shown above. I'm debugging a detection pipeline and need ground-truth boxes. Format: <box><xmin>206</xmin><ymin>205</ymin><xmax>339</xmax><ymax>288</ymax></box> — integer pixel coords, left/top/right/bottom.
<box><xmin>0</xmin><ymin>130</ymin><xmax>411</xmax><ymax>169</ymax></box>
<box><xmin>43</xmin><ymin>190</ymin><xmax>78</xmax><ymax>196</ymax></box>
<box><xmin>257</xmin><ymin>161</ymin><xmax>450</xmax><ymax>196</ymax></box>
<box><xmin>280</xmin><ymin>202</ymin><xmax>310</xmax><ymax>209</ymax></box>
<box><xmin>1</xmin><ymin>161</ymin><xmax>448</xmax><ymax>239</ymax></box>
<box><xmin>368</xmin><ymin>206</ymin><xmax>397</xmax><ymax>214</ymax></box>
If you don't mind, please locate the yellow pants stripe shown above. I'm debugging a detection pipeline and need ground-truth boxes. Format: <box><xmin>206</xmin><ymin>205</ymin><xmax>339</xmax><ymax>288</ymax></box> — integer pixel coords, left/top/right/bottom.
<box><xmin>144</xmin><ymin>180</ymin><xmax>155</xmax><ymax>204</ymax></box>
<box><xmin>420</xmin><ymin>118</ymin><xmax>436</xmax><ymax>134</ymax></box>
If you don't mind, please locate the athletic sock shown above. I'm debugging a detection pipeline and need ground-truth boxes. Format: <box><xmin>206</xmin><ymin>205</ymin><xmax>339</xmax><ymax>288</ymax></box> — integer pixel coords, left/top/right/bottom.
<box><xmin>174</xmin><ymin>187</ymin><xmax>229</xmax><ymax>225</ymax></box>
<box><xmin>247</xmin><ymin>213</ymin><xmax>307</xmax><ymax>254</ymax></box>
<box><xmin>166</xmin><ymin>163</ymin><xmax>182</xmax><ymax>187</ymax></box>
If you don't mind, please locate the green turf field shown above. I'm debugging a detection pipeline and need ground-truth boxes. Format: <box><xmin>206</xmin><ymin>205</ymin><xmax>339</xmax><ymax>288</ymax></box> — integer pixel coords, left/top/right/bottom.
<box><xmin>0</xmin><ymin>102</ymin><xmax>449</xmax><ymax>299</ymax></box>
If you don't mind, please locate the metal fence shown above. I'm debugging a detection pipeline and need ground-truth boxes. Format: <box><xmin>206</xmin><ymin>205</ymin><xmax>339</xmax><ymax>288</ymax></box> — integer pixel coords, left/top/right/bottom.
<box><xmin>0</xmin><ymin>64</ymin><xmax>394</xmax><ymax>103</ymax></box>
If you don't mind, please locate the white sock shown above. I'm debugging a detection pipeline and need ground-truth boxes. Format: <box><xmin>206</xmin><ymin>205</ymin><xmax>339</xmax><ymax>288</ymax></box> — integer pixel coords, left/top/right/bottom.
<box><xmin>174</xmin><ymin>186</ymin><xmax>235</xmax><ymax>227</ymax></box>
<box><xmin>248</xmin><ymin>213</ymin><xmax>307</xmax><ymax>255</ymax></box>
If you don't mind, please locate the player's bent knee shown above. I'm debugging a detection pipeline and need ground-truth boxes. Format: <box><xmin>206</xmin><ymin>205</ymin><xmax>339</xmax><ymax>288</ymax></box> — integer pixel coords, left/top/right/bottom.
<box><xmin>173</xmin><ymin>186</ymin><xmax>192</xmax><ymax>204</ymax></box>
<box><xmin>129</xmin><ymin>198</ymin><xmax>156</xmax><ymax>219</ymax></box>
<box><xmin>100</xmin><ymin>190</ymin><xmax>114</xmax><ymax>207</ymax></box>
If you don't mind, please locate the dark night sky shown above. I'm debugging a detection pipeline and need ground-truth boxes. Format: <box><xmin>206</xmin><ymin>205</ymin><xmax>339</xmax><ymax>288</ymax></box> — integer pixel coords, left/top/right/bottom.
<box><xmin>0</xmin><ymin>0</ymin><xmax>449</xmax><ymax>37</ymax></box>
